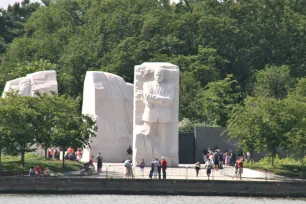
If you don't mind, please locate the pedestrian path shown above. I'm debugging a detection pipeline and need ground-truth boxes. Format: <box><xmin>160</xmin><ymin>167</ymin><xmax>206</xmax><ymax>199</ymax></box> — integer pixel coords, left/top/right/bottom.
<box><xmin>79</xmin><ymin>163</ymin><xmax>286</xmax><ymax>181</ymax></box>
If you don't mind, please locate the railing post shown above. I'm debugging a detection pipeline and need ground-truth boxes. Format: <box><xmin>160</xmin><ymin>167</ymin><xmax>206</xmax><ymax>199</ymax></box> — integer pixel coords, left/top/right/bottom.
<box><xmin>185</xmin><ymin>166</ymin><xmax>189</xmax><ymax>180</ymax></box>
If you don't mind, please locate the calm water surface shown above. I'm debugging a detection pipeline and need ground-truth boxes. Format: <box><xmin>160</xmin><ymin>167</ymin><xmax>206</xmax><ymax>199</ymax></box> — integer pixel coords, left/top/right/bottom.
<box><xmin>0</xmin><ymin>195</ymin><xmax>305</xmax><ymax>204</ymax></box>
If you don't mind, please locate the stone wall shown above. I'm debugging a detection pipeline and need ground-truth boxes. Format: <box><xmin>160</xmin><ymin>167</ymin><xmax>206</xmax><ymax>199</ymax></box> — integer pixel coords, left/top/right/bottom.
<box><xmin>179</xmin><ymin>132</ymin><xmax>195</xmax><ymax>164</ymax></box>
<box><xmin>0</xmin><ymin>177</ymin><xmax>305</xmax><ymax>197</ymax></box>
<box><xmin>194</xmin><ymin>127</ymin><xmax>235</xmax><ymax>163</ymax></box>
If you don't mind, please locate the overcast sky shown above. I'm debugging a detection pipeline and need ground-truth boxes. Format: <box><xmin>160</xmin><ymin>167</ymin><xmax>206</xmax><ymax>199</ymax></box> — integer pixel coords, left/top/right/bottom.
<box><xmin>0</xmin><ymin>0</ymin><xmax>40</xmax><ymax>9</ymax></box>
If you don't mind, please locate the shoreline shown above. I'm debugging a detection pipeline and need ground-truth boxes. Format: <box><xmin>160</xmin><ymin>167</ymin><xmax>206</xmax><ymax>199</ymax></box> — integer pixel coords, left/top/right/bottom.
<box><xmin>0</xmin><ymin>177</ymin><xmax>305</xmax><ymax>197</ymax></box>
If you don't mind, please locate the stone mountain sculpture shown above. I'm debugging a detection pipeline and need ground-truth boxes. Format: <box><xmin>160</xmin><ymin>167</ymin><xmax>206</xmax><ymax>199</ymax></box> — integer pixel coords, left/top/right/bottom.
<box><xmin>2</xmin><ymin>70</ymin><xmax>58</xmax><ymax>97</ymax></box>
<box><xmin>82</xmin><ymin>71</ymin><xmax>133</xmax><ymax>162</ymax></box>
<box><xmin>133</xmin><ymin>62</ymin><xmax>179</xmax><ymax>166</ymax></box>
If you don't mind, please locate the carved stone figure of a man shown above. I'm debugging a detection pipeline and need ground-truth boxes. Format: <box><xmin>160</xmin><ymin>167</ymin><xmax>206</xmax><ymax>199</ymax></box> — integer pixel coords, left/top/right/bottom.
<box><xmin>142</xmin><ymin>69</ymin><xmax>174</xmax><ymax>149</ymax></box>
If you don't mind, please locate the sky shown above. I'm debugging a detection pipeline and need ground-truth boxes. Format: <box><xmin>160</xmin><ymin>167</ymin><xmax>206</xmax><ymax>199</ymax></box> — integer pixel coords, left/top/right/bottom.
<box><xmin>0</xmin><ymin>0</ymin><xmax>40</xmax><ymax>9</ymax></box>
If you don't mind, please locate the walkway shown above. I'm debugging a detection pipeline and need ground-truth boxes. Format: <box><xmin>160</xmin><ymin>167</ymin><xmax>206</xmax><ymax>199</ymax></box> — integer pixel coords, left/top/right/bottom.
<box><xmin>74</xmin><ymin>163</ymin><xmax>287</xmax><ymax>181</ymax></box>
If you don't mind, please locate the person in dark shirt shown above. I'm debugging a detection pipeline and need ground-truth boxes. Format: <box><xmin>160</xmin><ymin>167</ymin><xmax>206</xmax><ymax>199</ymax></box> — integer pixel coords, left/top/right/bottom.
<box><xmin>127</xmin><ymin>145</ymin><xmax>133</xmax><ymax>160</ymax></box>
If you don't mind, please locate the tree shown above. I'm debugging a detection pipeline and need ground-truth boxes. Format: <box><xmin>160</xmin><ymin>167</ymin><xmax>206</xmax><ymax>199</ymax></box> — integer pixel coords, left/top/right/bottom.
<box><xmin>3</xmin><ymin>0</ymin><xmax>306</xmax><ymax>123</ymax></box>
<box><xmin>33</xmin><ymin>92</ymin><xmax>58</xmax><ymax>158</ymax></box>
<box><xmin>227</xmin><ymin>96</ymin><xmax>289</xmax><ymax>166</ymax></box>
<box><xmin>253</xmin><ymin>65</ymin><xmax>294</xmax><ymax>99</ymax></box>
<box><xmin>282</xmin><ymin>97</ymin><xmax>306</xmax><ymax>174</ymax></box>
<box><xmin>195</xmin><ymin>74</ymin><xmax>241</xmax><ymax>126</ymax></box>
<box><xmin>289</xmin><ymin>77</ymin><xmax>306</xmax><ymax>98</ymax></box>
<box><xmin>0</xmin><ymin>92</ymin><xmax>96</xmax><ymax>168</ymax></box>
<box><xmin>0</xmin><ymin>0</ymin><xmax>40</xmax><ymax>55</ymax></box>
<box><xmin>0</xmin><ymin>94</ymin><xmax>38</xmax><ymax>166</ymax></box>
<box><xmin>49</xmin><ymin>95</ymin><xmax>97</xmax><ymax>168</ymax></box>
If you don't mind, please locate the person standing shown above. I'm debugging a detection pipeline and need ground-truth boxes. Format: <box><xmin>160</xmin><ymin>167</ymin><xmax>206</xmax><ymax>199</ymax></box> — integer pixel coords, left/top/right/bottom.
<box><xmin>206</xmin><ymin>160</ymin><xmax>213</xmax><ymax>180</ymax></box>
<box><xmin>140</xmin><ymin>159</ymin><xmax>145</xmax><ymax>177</ymax></box>
<box><xmin>232</xmin><ymin>159</ymin><xmax>239</xmax><ymax>179</ymax></box>
<box><xmin>237</xmin><ymin>157</ymin><xmax>244</xmax><ymax>180</ymax></box>
<box><xmin>155</xmin><ymin>159</ymin><xmax>161</xmax><ymax>179</ymax></box>
<box><xmin>213</xmin><ymin>150</ymin><xmax>219</xmax><ymax>171</ymax></box>
<box><xmin>76</xmin><ymin>148</ymin><xmax>82</xmax><ymax>162</ymax></box>
<box><xmin>149</xmin><ymin>159</ymin><xmax>154</xmax><ymax>179</ymax></box>
<box><xmin>161</xmin><ymin>157</ymin><xmax>167</xmax><ymax>179</ymax></box>
<box><xmin>153</xmin><ymin>159</ymin><xmax>159</xmax><ymax>179</ymax></box>
<box><xmin>195</xmin><ymin>162</ymin><xmax>201</xmax><ymax>177</ymax></box>
<box><xmin>127</xmin><ymin>145</ymin><xmax>133</xmax><ymax>160</ymax></box>
<box><xmin>97</xmin><ymin>153</ymin><xmax>103</xmax><ymax>174</ymax></box>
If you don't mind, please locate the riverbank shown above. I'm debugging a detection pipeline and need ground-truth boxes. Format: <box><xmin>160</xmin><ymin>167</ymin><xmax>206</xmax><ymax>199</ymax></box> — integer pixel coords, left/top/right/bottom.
<box><xmin>0</xmin><ymin>177</ymin><xmax>305</xmax><ymax>197</ymax></box>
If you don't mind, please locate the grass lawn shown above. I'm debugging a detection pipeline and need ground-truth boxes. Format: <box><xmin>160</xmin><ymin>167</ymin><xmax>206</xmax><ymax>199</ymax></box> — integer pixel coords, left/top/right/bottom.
<box><xmin>244</xmin><ymin>157</ymin><xmax>306</xmax><ymax>179</ymax></box>
<box><xmin>0</xmin><ymin>154</ymin><xmax>83</xmax><ymax>175</ymax></box>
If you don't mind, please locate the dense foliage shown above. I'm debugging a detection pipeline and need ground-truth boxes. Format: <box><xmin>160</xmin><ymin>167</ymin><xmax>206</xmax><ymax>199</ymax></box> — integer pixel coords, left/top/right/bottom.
<box><xmin>2</xmin><ymin>0</ymin><xmax>306</xmax><ymax>167</ymax></box>
<box><xmin>0</xmin><ymin>93</ymin><xmax>97</xmax><ymax>167</ymax></box>
<box><xmin>1</xmin><ymin>0</ymin><xmax>306</xmax><ymax>123</ymax></box>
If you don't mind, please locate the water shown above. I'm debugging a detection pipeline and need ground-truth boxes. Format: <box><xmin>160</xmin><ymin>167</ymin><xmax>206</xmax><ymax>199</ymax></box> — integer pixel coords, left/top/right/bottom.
<box><xmin>0</xmin><ymin>195</ymin><xmax>304</xmax><ymax>204</ymax></box>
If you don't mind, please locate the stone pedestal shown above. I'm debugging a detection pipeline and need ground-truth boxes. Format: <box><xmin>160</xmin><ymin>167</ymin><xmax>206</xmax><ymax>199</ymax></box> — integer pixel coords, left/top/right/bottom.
<box><xmin>133</xmin><ymin>62</ymin><xmax>179</xmax><ymax>166</ymax></box>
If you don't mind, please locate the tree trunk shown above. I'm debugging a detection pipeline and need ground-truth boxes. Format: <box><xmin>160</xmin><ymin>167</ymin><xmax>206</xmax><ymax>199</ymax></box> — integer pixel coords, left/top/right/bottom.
<box><xmin>44</xmin><ymin>147</ymin><xmax>48</xmax><ymax>159</ymax></box>
<box><xmin>301</xmin><ymin>160</ymin><xmax>304</xmax><ymax>178</ymax></box>
<box><xmin>62</xmin><ymin>148</ymin><xmax>65</xmax><ymax>169</ymax></box>
<box><xmin>183</xmin><ymin>0</ymin><xmax>192</xmax><ymax>12</ymax></box>
<box><xmin>271</xmin><ymin>152</ymin><xmax>275</xmax><ymax>167</ymax></box>
<box><xmin>20</xmin><ymin>151</ymin><xmax>25</xmax><ymax>167</ymax></box>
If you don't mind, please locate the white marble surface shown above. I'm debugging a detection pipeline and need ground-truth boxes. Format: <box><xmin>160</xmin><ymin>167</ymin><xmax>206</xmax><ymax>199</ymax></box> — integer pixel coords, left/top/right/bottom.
<box><xmin>2</xmin><ymin>77</ymin><xmax>25</xmax><ymax>97</ymax></box>
<box><xmin>82</xmin><ymin>71</ymin><xmax>133</xmax><ymax>162</ymax></box>
<box><xmin>133</xmin><ymin>62</ymin><xmax>179</xmax><ymax>166</ymax></box>
<box><xmin>27</xmin><ymin>70</ymin><xmax>58</xmax><ymax>96</ymax></box>
<box><xmin>3</xmin><ymin>70</ymin><xmax>58</xmax><ymax>97</ymax></box>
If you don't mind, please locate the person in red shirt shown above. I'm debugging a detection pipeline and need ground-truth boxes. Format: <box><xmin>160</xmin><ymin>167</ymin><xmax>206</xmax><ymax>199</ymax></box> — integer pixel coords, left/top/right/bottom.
<box><xmin>83</xmin><ymin>156</ymin><xmax>94</xmax><ymax>169</ymax></box>
<box><xmin>161</xmin><ymin>157</ymin><xmax>167</xmax><ymax>179</ymax></box>
<box><xmin>89</xmin><ymin>156</ymin><xmax>94</xmax><ymax>165</ymax></box>
<box><xmin>237</xmin><ymin>157</ymin><xmax>244</xmax><ymax>180</ymax></box>
<box><xmin>33</xmin><ymin>164</ymin><xmax>42</xmax><ymax>177</ymax></box>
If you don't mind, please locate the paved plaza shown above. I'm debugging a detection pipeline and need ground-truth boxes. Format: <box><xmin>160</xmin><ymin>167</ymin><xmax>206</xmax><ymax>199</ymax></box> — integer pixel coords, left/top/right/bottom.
<box><xmin>71</xmin><ymin>163</ymin><xmax>286</xmax><ymax>181</ymax></box>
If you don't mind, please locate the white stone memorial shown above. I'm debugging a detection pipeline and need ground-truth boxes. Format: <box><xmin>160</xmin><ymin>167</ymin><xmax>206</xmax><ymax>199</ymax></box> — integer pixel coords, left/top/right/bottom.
<box><xmin>133</xmin><ymin>62</ymin><xmax>179</xmax><ymax>166</ymax></box>
<box><xmin>82</xmin><ymin>71</ymin><xmax>134</xmax><ymax>162</ymax></box>
<box><xmin>2</xmin><ymin>70</ymin><xmax>58</xmax><ymax>97</ymax></box>
<box><xmin>2</xmin><ymin>77</ymin><xmax>25</xmax><ymax>97</ymax></box>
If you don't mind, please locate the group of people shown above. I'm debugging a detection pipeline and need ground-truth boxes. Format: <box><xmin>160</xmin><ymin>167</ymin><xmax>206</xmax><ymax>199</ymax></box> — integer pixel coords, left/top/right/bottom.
<box><xmin>29</xmin><ymin>165</ymin><xmax>50</xmax><ymax>177</ymax></box>
<box><xmin>123</xmin><ymin>157</ymin><xmax>168</xmax><ymax>179</ymax></box>
<box><xmin>83</xmin><ymin>153</ymin><xmax>103</xmax><ymax>174</ymax></box>
<box><xmin>46</xmin><ymin>146</ymin><xmax>84</xmax><ymax>162</ymax></box>
<box><xmin>195</xmin><ymin>148</ymin><xmax>246</xmax><ymax>180</ymax></box>
<box><xmin>47</xmin><ymin>147</ymin><xmax>60</xmax><ymax>160</ymax></box>
<box><xmin>148</xmin><ymin>157</ymin><xmax>167</xmax><ymax>179</ymax></box>
<box><xmin>194</xmin><ymin>160</ymin><xmax>214</xmax><ymax>180</ymax></box>
<box><xmin>65</xmin><ymin>147</ymin><xmax>83</xmax><ymax>161</ymax></box>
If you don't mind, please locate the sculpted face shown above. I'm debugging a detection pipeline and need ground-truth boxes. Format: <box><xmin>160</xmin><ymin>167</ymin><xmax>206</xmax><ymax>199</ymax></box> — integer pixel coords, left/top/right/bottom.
<box><xmin>154</xmin><ymin>69</ymin><xmax>165</xmax><ymax>83</ymax></box>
